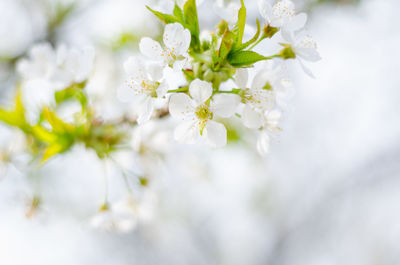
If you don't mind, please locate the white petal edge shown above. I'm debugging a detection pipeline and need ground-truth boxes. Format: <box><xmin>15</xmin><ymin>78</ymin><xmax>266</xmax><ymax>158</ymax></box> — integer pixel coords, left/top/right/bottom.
<box><xmin>137</xmin><ymin>97</ymin><xmax>154</xmax><ymax>125</ymax></box>
<box><xmin>257</xmin><ymin>131</ymin><xmax>270</xmax><ymax>155</ymax></box>
<box><xmin>211</xmin><ymin>94</ymin><xmax>240</xmax><ymax>118</ymax></box>
<box><xmin>139</xmin><ymin>37</ymin><xmax>163</xmax><ymax>60</ymax></box>
<box><xmin>174</xmin><ymin>120</ymin><xmax>200</xmax><ymax>144</ymax></box>
<box><xmin>235</xmin><ymin>68</ymin><xmax>248</xmax><ymax>89</ymax></box>
<box><xmin>203</xmin><ymin>120</ymin><xmax>227</xmax><ymax>148</ymax></box>
<box><xmin>189</xmin><ymin>79</ymin><xmax>213</xmax><ymax>105</ymax></box>
<box><xmin>242</xmin><ymin>105</ymin><xmax>263</xmax><ymax>129</ymax></box>
<box><xmin>169</xmin><ymin>93</ymin><xmax>195</xmax><ymax>119</ymax></box>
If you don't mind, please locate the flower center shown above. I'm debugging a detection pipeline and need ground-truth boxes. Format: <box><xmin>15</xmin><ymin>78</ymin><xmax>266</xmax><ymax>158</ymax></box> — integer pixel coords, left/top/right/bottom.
<box><xmin>298</xmin><ymin>35</ymin><xmax>317</xmax><ymax>49</ymax></box>
<box><xmin>273</xmin><ymin>0</ymin><xmax>295</xmax><ymax>20</ymax></box>
<box><xmin>243</xmin><ymin>88</ymin><xmax>275</xmax><ymax>110</ymax></box>
<box><xmin>195</xmin><ymin>104</ymin><xmax>213</xmax><ymax>134</ymax></box>
<box><xmin>140</xmin><ymin>80</ymin><xmax>159</xmax><ymax>97</ymax></box>
<box><xmin>195</xmin><ymin>104</ymin><xmax>213</xmax><ymax>121</ymax></box>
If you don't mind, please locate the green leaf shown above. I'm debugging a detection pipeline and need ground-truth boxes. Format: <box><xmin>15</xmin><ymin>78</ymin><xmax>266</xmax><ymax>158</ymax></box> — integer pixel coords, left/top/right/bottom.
<box><xmin>183</xmin><ymin>0</ymin><xmax>200</xmax><ymax>50</ymax></box>
<box><xmin>173</xmin><ymin>3</ymin><xmax>185</xmax><ymax>22</ymax></box>
<box><xmin>219</xmin><ymin>30</ymin><xmax>236</xmax><ymax>62</ymax></box>
<box><xmin>228</xmin><ymin>50</ymin><xmax>268</xmax><ymax>66</ymax></box>
<box><xmin>32</xmin><ymin>125</ymin><xmax>58</xmax><ymax>144</ymax></box>
<box><xmin>233</xmin><ymin>0</ymin><xmax>246</xmax><ymax>46</ymax></box>
<box><xmin>235</xmin><ymin>19</ymin><xmax>261</xmax><ymax>51</ymax></box>
<box><xmin>54</xmin><ymin>82</ymin><xmax>87</xmax><ymax>107</ymax></box>
<box><xmin>42</xmin><ymin>107</ymin><xmax>75</xmax><ymax>134</ymax></box>
<box><xmin>0</xmin><ymin>89</ymin><xmax>29</xmax><ymax>131</ymax></box>
<box><xmin>41</xmin><ymin>142</ymin><xmax>66</xmax><ymax>163</ymax></box>
<box><xmin>146</xmin><ymin>6</ymin><xmax>180</xmax><ymax>24</ymax></box>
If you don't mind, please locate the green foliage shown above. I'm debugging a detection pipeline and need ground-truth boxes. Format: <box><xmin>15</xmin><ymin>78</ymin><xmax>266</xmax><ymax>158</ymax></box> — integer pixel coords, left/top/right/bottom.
<box><xmin>234</xmin><ymin>19</ymin><xmax>261</xmax><ymax>51</ymax></box>
<box><xmin>228</xmin><ymin>50</ymin><xmax>269</xmax><ymax>67</ymax></box>
<box><xmin>0</xmin><ymin>90</ymin><xmax>30</xmax><ymax>132</ymax></box>
<box><xmin>54</xmin><ymin>82</ymin><xmax>87</xmax><ymax>110</ymax></box>
<box><xmin>146</xmin><ymin>0</ymin><xmax>201</xmax><ymax>51</ymax></box>
<box><xmin>232</xmin><ymin>0</ymin><xmax>246</xmax><ymax>48</ymax></box>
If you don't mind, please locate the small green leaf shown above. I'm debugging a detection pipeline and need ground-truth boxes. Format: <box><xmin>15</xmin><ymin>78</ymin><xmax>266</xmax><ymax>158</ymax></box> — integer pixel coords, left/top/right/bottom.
<box><xmin>228</xmin><ymin>50</ymin><xmax>268</xmax><ymax>66</ymax></box>
<box><xmin>173</xmin><ymin>3</ymin><xmax>185</xmax><ymax>22</ymax></box>
<box><xmin>233</xmin><ymin>0</ymin><xmax>246</xmax><ymax>46</ymax></box>
<box><xmin>42</xmin><ymin>107</ymin><xmax>75</xmax><ymax>134</ymax></box>
<box><xmin>219</xmin><ymin>30</ymin><xmax>235</xmax><ymax>62</ymax></box>
<box><xmin>32</xmin><ymin>125</ymin><xmax>58</xmax><ymax>144</ymax></box>
<box><xmin>41</xmin><ymin>142</ymin><xmax>66</xmax><ymax>163</ymax></box>
<box><xmin>54</xmin><ymin>82</ymin><xmax>87</xmax><ymax>107</ymax></box>
<box><xmin>235</xmin><ymin>19</ymin><xmax>261</xmax><ymax>51</ymax></box>
<box><xmin>146</xmin><ymin>6</ymin><xmax>180</xmax><ymax>24</ymax></box>
<box><xmin>183</xmin><ymin>0</ymin><xmax>200</xmax><ymax>50</ymax></box>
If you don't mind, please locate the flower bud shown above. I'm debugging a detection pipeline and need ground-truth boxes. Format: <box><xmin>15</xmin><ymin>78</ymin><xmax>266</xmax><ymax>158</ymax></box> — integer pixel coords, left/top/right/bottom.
<box><xmin>279</xmin><ymin>44</ymin><xmax>296</xmax><ymax>59</ymax></box>
<box><xmin>263</xmin><ymin>24</ymin><xmax>278</xmax><ymax>38</ymax></box>
<box><xmin>216</xmin><ymin>20</ymin><xmax>229</xmax><ymax>36</ymax></box>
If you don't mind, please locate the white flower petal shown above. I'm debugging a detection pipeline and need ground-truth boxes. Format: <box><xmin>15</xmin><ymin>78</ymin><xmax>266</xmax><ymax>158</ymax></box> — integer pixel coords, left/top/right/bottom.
<box><xmin>137</xmin><ymin>97</ymin><xmax>154</xmax><ymax>125</ymax></box>
<box><xmin>298</xmin><ymin>59</ymin><xmax>315</xmax><ymax>78</ymax></box>
<box><xmin>189</xmin><ymin>79</ymin><xmax>213</xmax><ymax>105</ymax></box>
<box><xmin>257</xmin><ymin>131</ymin><xmax>270</xmax><ymax>155</ymax></box>
<box><xmin>265</xmin><ymin>109</ymin><xmax>282</xmax><ymax>128</ymax></box>
<box><xmin>172</xmin><ymin>59</ymin><xmax>187</xmax><ymax>72</ymax></box>
<box><xmin>169</xmin><ymin>93</ymin><xmax>195</xmax><ymax>119</ymax></box>
<box><xmin>295</xmin><ymin>47</ymin><xmax>321</xmax><ymax>62</ymax></box>
<box><xmin>139</xmin><ymin>37</ymin><xmax>163</xmax><ymax>59</ymax></box>
<box><xmin>251</xmin><ymin>70</ymin><xmax>269</xmax><ymax>90</ymax></box>
<box><xmin>258</xmin><ymin>0</ymin><xmax>273</xmax><ymax>23</ymax></box>
<box><xmin>163</xmin><ymin>23</ymin><xmax>182</xmax><ymax>49</ymax></box>
<box><xmin>163</xmin><ymin>23</ymin><xmax>191</xmax><ymax>55</ymax></box>
<box><xmin>147</xmin><ymin>62</ymin><xmax>164</xmax><ymax>81</ymax></box>
<box><xmin>124</xmin><ymin>57</ymin><xmax>146</xmax><ymax>82</ymax></box>
<box><xmin>285</xmin><ymin>13</ymin><xmax>307</xmax><ymax>31</ymax></box>
<box><xmin>174</xmin><ymin>120</ymin><xmax>200</xmax><ymax>144</ymax></box>
<box><xmin>211</xmin><ymin>94</ymin><xmax>240</xmax><ymax>118</ymax></box>
<box><xmin>156</xmin><ymin>81</ymin><xmax>169</xmax><ymax>98</ymax></box>
<box><xmin>203</xmin><ymin>120</ymin><xmax>227</xmax><ymax>148</ymax></box>
<box><xmin>242</xmin><ymin>105</ymin><xmax>263</xmax><ymax>129</ymax></box>
<box><xmin>235</xmin><ymin>68</ymin><xmax>248</xmax><ymax>89</ymax></box>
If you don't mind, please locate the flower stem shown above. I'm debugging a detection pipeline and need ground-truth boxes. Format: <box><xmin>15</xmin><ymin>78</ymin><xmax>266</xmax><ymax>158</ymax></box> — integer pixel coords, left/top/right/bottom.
<box><xmin>168</xmin><ymin>87</ymin><xmax>189</xmax><ymax>93</ymax></box>
<box><xmin>248</xmin><ymin>36</ymin><xmax>267</xmax><ymax>50</ymax></box>
<box><xmin>215</xmin><ymin>89</ymin><xmax>242</xmax><ymax>95</ymax></box>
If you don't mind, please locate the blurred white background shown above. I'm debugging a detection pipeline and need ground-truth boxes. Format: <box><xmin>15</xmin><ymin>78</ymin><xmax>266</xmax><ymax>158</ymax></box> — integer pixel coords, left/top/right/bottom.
<box><xmin>0</xmin><ymin>0</ymin><xmax>400</xmax><ymax>264</ymax></box>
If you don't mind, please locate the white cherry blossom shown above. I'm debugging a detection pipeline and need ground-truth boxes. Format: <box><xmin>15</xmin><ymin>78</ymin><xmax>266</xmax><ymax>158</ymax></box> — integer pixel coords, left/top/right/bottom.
<box><xmin>257</xmin><ymin>109</ymin><xmax>282</xmax><ymax>155</ymax></box>
<box><xmin>258</xmin><ymin>0</ymin><xmax>307</xmax><ymax>39</ymax></box>
<box><xmin>169</xmin><ymin>79</ymin><xmax>239</xmax><ymax>147</ymax></box>
<box><xmin>53</xmin><ymin>44</ymin><xmax>95</xmax><ymax>87</ymax></box>
<box><xmin>235</xmin><ymin>65</ymin><xmax>286</xmax><ymax>129</ymax></box>
<box><xmin>124</xmin><ymin>57</ymin><xmax>168</xmax><ymax>124</ymax></box>
<box><xmin>213</xmin><ymin>0</ymin><xmax>240</xmax><ymax>25</ymax></box>
<box><xmin>139</xmin><ymin>23</ymin><xmax>191</xmax><ymax>71</ymax></box>
<box><xmin>283</xmin><ymin>31</ymin><xmax>321</xmax><ymax>77</ymax></box>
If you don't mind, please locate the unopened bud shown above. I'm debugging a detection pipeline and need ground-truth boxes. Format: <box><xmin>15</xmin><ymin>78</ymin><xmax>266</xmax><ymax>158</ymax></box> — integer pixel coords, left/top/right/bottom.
<box><xmin>263</xmin><ymin>24</ymin><xmax>278</xmax><ymax>38</ymax></box>
<box><xmin>279</xmin><ymin>44</ymin><xmax>296</xmax><ymax>59</ymax></box>
<box><xmin>216</xmin><ymin>20</ymin><xmax>229</xmax><ymax>36</ymax></box>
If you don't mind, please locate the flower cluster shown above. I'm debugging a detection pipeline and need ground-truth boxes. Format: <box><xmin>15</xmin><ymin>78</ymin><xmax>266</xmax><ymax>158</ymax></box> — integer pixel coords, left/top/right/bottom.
<box><xmin>0</xmin><ymin>0</ymin><xmax>320</xmax><ymax>232</ymax></box>
<box><xmin>124</xmin><ymin>0</ymin><xmax>320</xmax><ymax>153</ymax></box>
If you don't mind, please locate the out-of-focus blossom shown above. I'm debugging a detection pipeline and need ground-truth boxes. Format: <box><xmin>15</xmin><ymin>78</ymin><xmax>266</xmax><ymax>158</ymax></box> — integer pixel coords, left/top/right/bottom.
<box><xmin>16</xmin><ymin>43</ymin><xmax>94</xmax><ymax>122</ymax></box>
<box><xmin>124</xmin><ymin>57</ymin><xmax>168</xmax><ymax>124</ymax></box>
<box><xmin>169</xmin><ymin>79</ymin><xmax>239</xmax><ymax>147</ymax></box>
<box><xmin>53</xmin><ymin>45</ymin><xmax>95</xmax><ymax>88</ymax></box>
<box><xmin>283</xmin><ymin>31</ymin><xmax>321</xmax><ymax>77</ymax></box>
<box><xmin>89</xmin><ymin>193</ymin><xmax>156</xmax><ymax>233</ymax></box>
<box><xmin>257</xmin><ymin>109</ymin><xmax>281</xmax><ymax>155</ymax></box>
<box><xmin>213</xmin><ymin>0</ymin><xmax>241</xmax><ymax>24</ymax></box>
<box><xmin>139</xmin><ymin>23</ymin><xmax>191</xmax><ymax>71</ymax></box>
<box><xmin>258</xmin><ymin>0</ymin><xmax>307</xmax><ymax>39</ymax></box>
<box><xmin>235</xmin><ymin>66</ymin><xmax>286</xmax><ymax>129</ymax></box>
